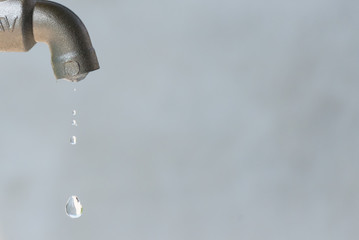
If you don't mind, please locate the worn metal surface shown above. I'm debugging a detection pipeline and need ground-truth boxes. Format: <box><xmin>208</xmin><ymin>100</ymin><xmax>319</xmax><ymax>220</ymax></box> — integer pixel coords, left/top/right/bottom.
<box><xmin>0</xmin><ymin>0</ymin><xmax>99</xmax><ymax>81</ymax></box>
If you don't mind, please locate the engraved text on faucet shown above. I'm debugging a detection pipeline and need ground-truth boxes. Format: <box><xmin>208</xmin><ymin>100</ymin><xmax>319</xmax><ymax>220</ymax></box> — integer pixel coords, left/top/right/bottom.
<box><xmin>0</xmin><ymin>16</ymin><xmax>17</xmax><ymax>32</ymax></box>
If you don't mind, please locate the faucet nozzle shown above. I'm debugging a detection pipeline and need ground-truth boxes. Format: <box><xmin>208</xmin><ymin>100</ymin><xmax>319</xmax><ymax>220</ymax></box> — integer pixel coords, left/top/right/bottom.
<box><xmin>0</xmin><ymin>0</ymin><xmax>100</xmax><ymax>81</ymax></box>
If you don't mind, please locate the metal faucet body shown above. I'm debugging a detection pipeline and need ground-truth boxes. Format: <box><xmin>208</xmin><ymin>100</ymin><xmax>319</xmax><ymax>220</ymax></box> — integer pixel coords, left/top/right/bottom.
<box><xmin>0</xmin><ymin>0</ymin><xmax>99</xmax><ymax>81</ymax></box>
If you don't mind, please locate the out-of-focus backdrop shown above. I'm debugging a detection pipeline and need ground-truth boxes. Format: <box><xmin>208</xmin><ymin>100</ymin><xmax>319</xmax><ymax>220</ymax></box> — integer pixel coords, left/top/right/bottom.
<box><xmin>0</xmin><ymin>0</ymin><xmax>358</xmax><ymax>239</ymax></box>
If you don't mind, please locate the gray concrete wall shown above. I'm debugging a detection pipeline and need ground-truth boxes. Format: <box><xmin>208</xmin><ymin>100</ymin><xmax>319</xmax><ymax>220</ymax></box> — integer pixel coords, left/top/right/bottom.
<box><xmin>0</xmin><ymin>0</ymin><xmax>358</xmax><ymax>239</ymax></box>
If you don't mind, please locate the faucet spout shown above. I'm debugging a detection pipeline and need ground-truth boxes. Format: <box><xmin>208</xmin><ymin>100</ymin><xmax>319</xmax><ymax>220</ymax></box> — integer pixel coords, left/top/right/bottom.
<box><xmin>0</xmin><ymin>0</ymin><xmax>99</xmax><ymax>81</ymax></box>
<box><xmin>33</xmin><ymin>1</ymin><xmax>99</xmax><ymax>81</ymax></box>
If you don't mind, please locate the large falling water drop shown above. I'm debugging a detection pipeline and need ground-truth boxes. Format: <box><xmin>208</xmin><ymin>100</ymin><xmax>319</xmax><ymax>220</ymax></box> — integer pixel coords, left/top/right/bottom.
<box><xmin>65</xmin><ymin>196</ymin><xmax>83</xmax><ymax>218</ymax></box>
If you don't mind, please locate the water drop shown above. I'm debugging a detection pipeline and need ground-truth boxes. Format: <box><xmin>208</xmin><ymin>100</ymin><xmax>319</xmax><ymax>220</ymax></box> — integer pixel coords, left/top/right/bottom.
<box><xmin>72</xmin><ymin>120</ymin><xmax>78</xmax><ymax>127</ymax></box>
<box><xmin>70</xmin><ymin>136</ymin><xmax>77</xmax><ymax>145</ymax></box>
<box><xmin>65</xmin><ymin>196</ymin><xmax>83</xmax><ymax>218</ymax></box>
<box><xmin>72</xmin><ymin>110</ymin><xmax>77</xmax><ymax>116</ymax></box>
<box><xmin>74</xmin><ymin>88</ymin><xmax>77</xmax><ymax>92</ymax></box>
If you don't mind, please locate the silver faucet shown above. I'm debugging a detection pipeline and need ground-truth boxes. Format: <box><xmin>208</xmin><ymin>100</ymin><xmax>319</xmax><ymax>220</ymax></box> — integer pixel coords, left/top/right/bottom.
<box><xmin>0</xmin><ymin>0</ymin><xmax>100</xmax><ymax>81</ymax></box>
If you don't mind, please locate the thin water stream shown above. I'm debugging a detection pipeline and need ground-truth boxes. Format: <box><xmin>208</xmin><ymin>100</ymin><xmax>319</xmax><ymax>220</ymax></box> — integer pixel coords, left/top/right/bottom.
<box><xmin>66</xmin><ymin>85</ymin><xmax>82</xmax><ymax>218</ymax></box>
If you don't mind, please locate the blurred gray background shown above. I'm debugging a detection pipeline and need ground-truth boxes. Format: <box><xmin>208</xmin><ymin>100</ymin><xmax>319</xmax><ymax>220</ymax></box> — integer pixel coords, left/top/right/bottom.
<box><xmin>0</xmin><ymin>0</ymin><xmax>358</xmax><ymax>239</ymax></box>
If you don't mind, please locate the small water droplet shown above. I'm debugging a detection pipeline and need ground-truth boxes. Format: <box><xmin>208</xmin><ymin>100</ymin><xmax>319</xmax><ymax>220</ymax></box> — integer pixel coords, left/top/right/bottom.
<box><xmin>72</xmin><ymin>110</ymin><xmax>77</xmax><ymax>116</ymax></box>
<box><xmin>65</xmin><ymin>196</ymin><xmax>83</xmax><ymax>218</ymax></box>
<box><xmin>72</xmin><ymin>120</ymin><xmax>78</xmax><ymax>126</ymax></box>
<box><xmin>70</xmin><ymin>136</ymin><xmax>77</xmax><ymax>145</ymax></box>
<box><xmin>74</xmin><ymin>88</ymin><xmax>77</xmax><ymax>92</ymax></box>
